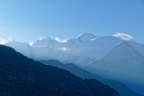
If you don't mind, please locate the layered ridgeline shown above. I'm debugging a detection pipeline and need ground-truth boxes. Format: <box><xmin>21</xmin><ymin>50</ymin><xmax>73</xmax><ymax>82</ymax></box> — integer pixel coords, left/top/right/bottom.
<box><xmin>5</xmin><ymin>33</ymin><xmax>123</xmax><ymax>65</ymax></box>
<box><xmin>5</xmin><ymin>33</ymin><xmax>144</xmax><ymax>95</ymax></box>
<box><xmin>0</xmin><ymin>45</ymin><xmax>119</xmax><ymax>96</ymax></box>
<box><xmin>5</xmin><ymin>33</ymin><xmax>144</xmax><ymax>65</ymax></box>
<box><xmin>41</xmin><ymin>60</ymin><xmax>142</xmax><ymax>96</ymax></box>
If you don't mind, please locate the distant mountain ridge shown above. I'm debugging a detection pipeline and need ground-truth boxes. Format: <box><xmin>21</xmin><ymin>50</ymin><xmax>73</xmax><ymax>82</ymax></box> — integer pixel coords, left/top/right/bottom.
<box><xmin>4</xmin><ymin>33</ymin><xmax>144</xmax><ymax>95</ymax></box>
<box><xmin>5</xmin><ymin>33</ymin><xmax>144</xmax><ymax>65</ymax></box>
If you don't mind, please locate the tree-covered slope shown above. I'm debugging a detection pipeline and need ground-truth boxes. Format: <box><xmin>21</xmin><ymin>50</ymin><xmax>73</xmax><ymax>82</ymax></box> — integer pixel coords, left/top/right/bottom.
<box><xmin>0</xmin><ymin>45</ymin><xmax>119</xmax><ymax>96</ymax></box>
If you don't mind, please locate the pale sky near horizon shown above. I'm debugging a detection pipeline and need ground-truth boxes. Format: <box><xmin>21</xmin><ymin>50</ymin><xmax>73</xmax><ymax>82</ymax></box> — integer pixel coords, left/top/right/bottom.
<box><xmin>0</xmin><ymin>0</ymin><xmax>144</xmax><ymax>44</ymax></box>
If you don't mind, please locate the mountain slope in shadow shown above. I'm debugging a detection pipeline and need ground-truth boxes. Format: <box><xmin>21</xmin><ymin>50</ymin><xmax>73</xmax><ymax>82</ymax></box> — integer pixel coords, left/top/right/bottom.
<box><xmin>0</xmin><ymin>45</ymin><xmax>119</xmax><ymax>96</ymax></box>
<box><xmin>41</xmin><ymin>60</ymin><xmax>142</xmax><ymax>96</ymax></box>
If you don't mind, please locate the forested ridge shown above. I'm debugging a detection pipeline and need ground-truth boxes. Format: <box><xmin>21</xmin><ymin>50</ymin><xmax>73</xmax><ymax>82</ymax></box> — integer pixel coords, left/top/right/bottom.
<box><xmin>0</xmin><ymin>45</ymin><xmax>119</xmax><ymax>96</ymax></box>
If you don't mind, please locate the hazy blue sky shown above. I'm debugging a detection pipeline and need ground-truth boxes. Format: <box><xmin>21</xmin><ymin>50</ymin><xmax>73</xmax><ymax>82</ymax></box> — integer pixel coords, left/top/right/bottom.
<box><xmin>0</xmin><ymin>0</ymin><xmax>144</xmax><ymax>43</ymax></box>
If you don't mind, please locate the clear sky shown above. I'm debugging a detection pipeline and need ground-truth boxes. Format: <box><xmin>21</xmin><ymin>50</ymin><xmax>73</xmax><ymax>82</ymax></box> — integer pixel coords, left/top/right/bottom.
<box><xmin>0</xmin><ymin>0</ymin><xmax>144</xmax><ymax>44</ymax></box>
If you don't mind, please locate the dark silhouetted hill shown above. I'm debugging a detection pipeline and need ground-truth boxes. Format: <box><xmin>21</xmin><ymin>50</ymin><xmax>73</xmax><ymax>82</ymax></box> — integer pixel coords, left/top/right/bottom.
<box><xmin>0</xmin><ymin>45</ymin><xmax>119</xmax><ymax>96</ymax></box>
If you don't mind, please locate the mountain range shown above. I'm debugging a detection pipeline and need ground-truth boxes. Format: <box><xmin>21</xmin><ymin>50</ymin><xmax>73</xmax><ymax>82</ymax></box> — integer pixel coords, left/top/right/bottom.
<box><xmin>5</xmin><ymin>33</ymin><xmax>144</xmax><ymax>95</ymax></box>
<box><xmin>5</xmin><ymin>33</ymin><xmax>144</xmax><ymax>65</ymax></box>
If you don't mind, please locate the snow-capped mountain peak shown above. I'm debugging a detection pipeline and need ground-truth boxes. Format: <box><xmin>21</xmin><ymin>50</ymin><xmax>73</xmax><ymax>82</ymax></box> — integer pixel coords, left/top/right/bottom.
<box><xmin>77</xmin><ymin>33</ymin><xmax>97</xmax><ymax>42</ymax></box>
<box><xmin>32</xmin><ymin>37</ymin><xmax>53</xmax><ymax>47</ymax></box>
